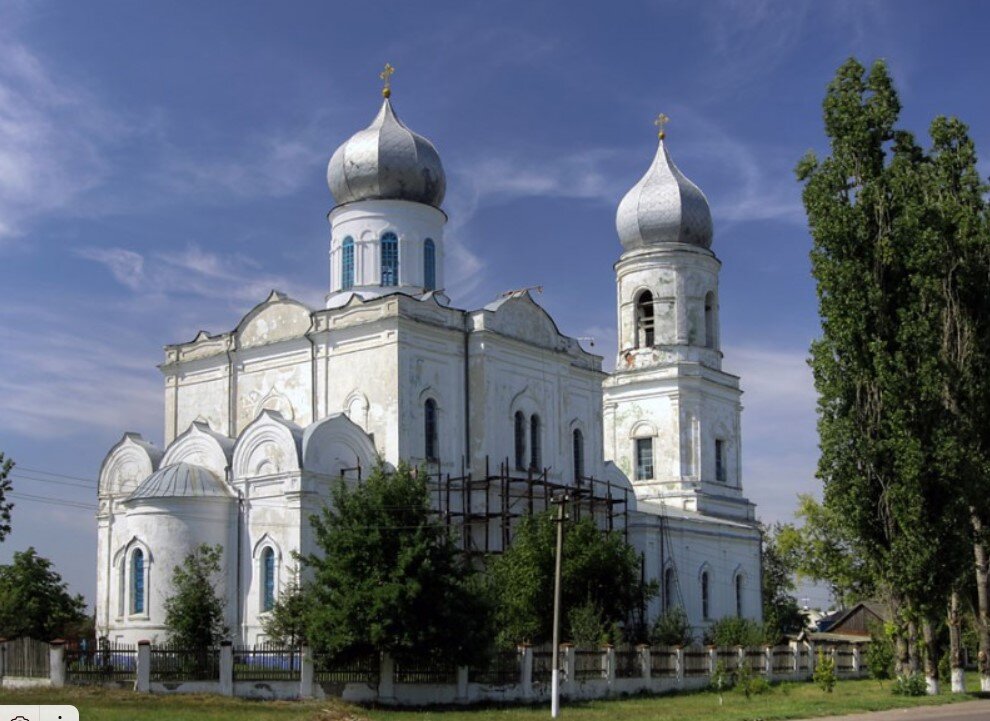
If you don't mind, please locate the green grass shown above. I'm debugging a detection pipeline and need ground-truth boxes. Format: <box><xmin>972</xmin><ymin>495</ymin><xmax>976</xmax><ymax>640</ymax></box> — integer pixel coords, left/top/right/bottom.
<box><xmin>1</xmin><ymin>676</ymin><xmax>984</xmax><ymax>721</ymax></box>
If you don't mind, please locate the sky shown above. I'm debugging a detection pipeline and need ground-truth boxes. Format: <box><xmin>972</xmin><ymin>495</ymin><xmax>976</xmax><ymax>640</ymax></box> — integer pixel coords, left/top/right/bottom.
<box><xmin>1</xmin><ymin>0</ymin><xmax>988</xmax><ymax>610</ymax></box>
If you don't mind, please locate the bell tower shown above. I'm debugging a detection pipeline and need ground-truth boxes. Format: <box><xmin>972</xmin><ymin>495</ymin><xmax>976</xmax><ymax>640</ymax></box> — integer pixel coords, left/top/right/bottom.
<box><xmin>603</xmin><ymin>117</ymin><xmax>753</xmax><ymax>521</ymax></box>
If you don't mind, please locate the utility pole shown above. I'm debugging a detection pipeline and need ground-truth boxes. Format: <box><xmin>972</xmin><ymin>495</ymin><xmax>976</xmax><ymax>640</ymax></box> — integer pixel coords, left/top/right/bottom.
<box><xmin>551</xmin><ymin>492</ymin><xmax>568</xmax><ymax>718</ymax></box>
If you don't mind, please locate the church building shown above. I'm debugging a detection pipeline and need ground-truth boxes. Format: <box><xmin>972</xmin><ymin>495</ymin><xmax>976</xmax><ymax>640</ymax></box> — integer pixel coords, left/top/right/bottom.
<box><xmin>95</xmin><ymin>76</ymin><xmax>761</xmax><ymax>645</ymax></box>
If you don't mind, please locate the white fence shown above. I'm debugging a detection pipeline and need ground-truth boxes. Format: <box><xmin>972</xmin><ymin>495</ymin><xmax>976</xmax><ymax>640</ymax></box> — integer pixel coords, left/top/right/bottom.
<box><xmin>1</xmin><ymin>639</ymin><xmax>868</xmax><ymax>704</ymax></box>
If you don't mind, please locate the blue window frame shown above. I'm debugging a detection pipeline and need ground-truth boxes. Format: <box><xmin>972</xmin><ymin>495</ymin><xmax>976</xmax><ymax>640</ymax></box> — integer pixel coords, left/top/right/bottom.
<box><xmin>572</xmin><ymin>428</ymin><xmax>584</xmax><ymax>480</ymax></box>
<box><xmin>341</xmin><ymin>237</ymin><xmax>354</xmax><ymax>290</ymax></box>
<box><xmin>635</xmin><ymin>437</ymin><xmax>654</xmax><ymax>480</ymax></box>
<box><xmin>424</xmin><ymin>399</ymin><xmax>439</xmax><ymax>461</ymax></box>
<box><xmin>514</xmin><ymin>411</ymin><xmax>526</xmax><ymax>470</ymax></box>
<box><xmin>131</xmin><ymin>549</ymin><xmax>145</xmax><ymax>614</ymax></box>
<box><xmin>529</xmin><ymin>414</ymin><xmax>542</xmax><ymax>470</ymax></box>
<box><xmin>381</xmin><ymin>232</ymin><xmax>398</xmax><ymax>286</ymax></box>
<box><xmin>423</xmin><ymin>238</ymin><xmax>436</xmax><ymax>291</ymax></box>
<box><xmin>262</xmin><ymin>547</ymin><xmax>275</xmax><ymax>612</ymax></box>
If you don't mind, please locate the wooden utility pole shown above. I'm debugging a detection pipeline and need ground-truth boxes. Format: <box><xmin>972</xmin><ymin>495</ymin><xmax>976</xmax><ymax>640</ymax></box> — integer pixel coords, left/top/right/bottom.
<box><xmin>551</xmin><ymin>492</ymin><xmax>568</xmax><ymax>718</ymax></box>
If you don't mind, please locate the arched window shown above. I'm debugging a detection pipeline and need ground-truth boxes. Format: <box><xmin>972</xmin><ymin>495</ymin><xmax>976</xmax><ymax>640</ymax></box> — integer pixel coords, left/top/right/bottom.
<box><xmin>424</xmin><ymin>398</ymin><xmax>439</xmax><ymax>461</ymax></box>
<box><xmin>704</xmin><ymin>291</ymin><xmax>715</xmax><ymax>348</ymax></box>
<box><xmin>514</xmin><ymin>411</ymin><xmax>526</xmax><ymax>470</ymax></box>
<box><xmin>131</xmin><ymin>549</ymin><xmax>145</xmax><ymax>615</ymax></box>
<box><xmin>341</xmin><ymin>237</ymin><xmax>354</xmax><ymax>290</ymax></box>
<box><xmin>381</xmin><ymin>232</ymin><xmax>399</xmax><ymax>286</ymax></box>
<box><xmin>262</xmin><ymin>547</ymin><xmax>276</xmax><ymax>612</ymax></box>
<box><xmin>572</xmin><ymin>428</ymin><xmax>584</xmax><ymax>480</ymax></box>
<box><xmin>715</xmin><ymin>438</ymin><xmax>726</xmax><ymax>483</ymax></box>
<box><xmin>423</xmin><ymin>238</ymin><xmax>436</xmax><ymax>291</ymax></box>
<box><xmin>735</xmin><ymin>574</ymin><xmax>743</xmax><ymax>618</ymax></box>
<box><xmin>529</xmin><ymin>414</ymin><xmax>542</xmax><ymax>470</ymax></box>
<box><xmin>636</xmin><ymin>290</ymin><xmax>655</xmax><ymax>347</ymax></box>
<box><xmin>701</xmin><ymin>571</ymin><xmax>711</xmax><ymax>620</ymax></box>
<box><xmin>664</xmin><ymin>567</ymin><xmax>677</xmax><ymax>611</ymax></box>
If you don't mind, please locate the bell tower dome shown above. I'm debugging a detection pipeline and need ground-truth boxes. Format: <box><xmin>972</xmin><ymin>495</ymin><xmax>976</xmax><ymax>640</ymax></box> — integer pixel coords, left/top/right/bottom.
<box><xmin>603</xmin><ymin>116</ymin><xmax>753</xmax><ymax>521</ymax></box>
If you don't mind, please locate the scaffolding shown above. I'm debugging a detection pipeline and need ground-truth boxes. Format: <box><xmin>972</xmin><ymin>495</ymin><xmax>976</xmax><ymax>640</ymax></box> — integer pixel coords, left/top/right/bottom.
<box><xmin>425</xmin><ymin>456</ymin><xmax>630</xmax><ymax>556</ymax></box>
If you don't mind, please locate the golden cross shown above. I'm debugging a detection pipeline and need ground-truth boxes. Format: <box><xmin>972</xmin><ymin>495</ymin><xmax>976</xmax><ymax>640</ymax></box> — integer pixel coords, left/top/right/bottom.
<box><xmin>654</xmin><ymin>112</ymin><xmax>670</xmax><ymax>140</ymax></box>
<box><xmin>380</xmin><ymin>63</ymin><xmax>395</xmax><ymax>98</ymax></box>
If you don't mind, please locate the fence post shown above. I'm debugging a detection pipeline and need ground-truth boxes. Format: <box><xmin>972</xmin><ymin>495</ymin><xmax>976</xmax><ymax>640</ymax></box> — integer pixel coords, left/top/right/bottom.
<box><xmin>219</xmin><ymin>642</ymin><xmax>233</xmax><ymax>696</ymax></box>
<box><xmin>561</xmin><ymin>644</ymin><xmax>575</xmax><ymax>696</ymax></box>
<box><xmin>0</xmin><ymin>638</ymin><xmax>6</xmax><ymax>679</ymax></box>
<box><xmin>789</xmin><ymin>640</ymin><xmax>799</xmax><ymax>675</ymax></box>
<box><xmin>852</xmin><ymin>645</ymin><xmax>861</xmax><ymax>676</ymax></box>
<box><xmin>830</xmin><ymin>645</ymin><xmax>838</xmax><ymax>674</ymax></box>
<box><xmin>638</xmin><ymin>644</ymin><xmax>651</xmax><ymax>682</ymax></box>
<box><xmin>675</xmin><ymin>647</ymin><xmax>685</xmax><ymax>689</ymax></box>
<box><xmin>764</xmin><ymin>645</ymin><xmax>773</xmax><ymax>680</ymax></box>
<box><xmin>300</xmin><ymin>645</ymin><xmax>313</xmax><ymax>699</ymax></box>
<box><xmin>49</xmin><ymin>640</ymin><xmax>65</xmax><ymax>688</ymax></box>
<box><xmin>379</xmin><ymin>653</ymin><xmax>395</xmax><ymax>702</ymax></box>
<box><xmin>708</xmin><ymin>646</ymin><xmax>718</xmax><ymax>677</ymax></box>
<box><xmin>519</xmin><ymin>645</ymin><xmax>533</xmax><ymax>700</ymax></box>
<box><xmin>604</xmin><ymin>645</ymin><xmax>615</xmax><ymax>690</ymax></box>
<box><xmin>808</xmin><ymin>641</ymin><xmax>816</xmax><ymax>675</ymax></box>
<box><xmin>737</xmin><ymin>646</ymin><xmax>746</xmax><ymax>674</ymax></box>
<box><xmin>456</xmin><ymin>666</ymin><xmax>469</xmax><ymax>701</ymax></box>
<box><xmin>136</xmin><ymin>641</ymin><xmax>151</xmax><ymax>693</ymax></box>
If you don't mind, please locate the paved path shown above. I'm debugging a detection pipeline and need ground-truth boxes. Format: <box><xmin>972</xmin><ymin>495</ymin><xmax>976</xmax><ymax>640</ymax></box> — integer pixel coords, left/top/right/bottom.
<box><xmin>797</xmin><ymin>700</ymin><xmax>990</xmax><ymax>721</ymax></box>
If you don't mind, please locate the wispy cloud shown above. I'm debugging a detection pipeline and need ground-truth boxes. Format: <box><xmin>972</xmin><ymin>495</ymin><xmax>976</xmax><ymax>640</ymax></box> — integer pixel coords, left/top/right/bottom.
<box><xmin>77</xmin><ymin>243</ymin><xmax>324</xmax><ymax>312</ymax></box>
<box><xmin>0</xmin><ymin>16</ymin><xmax>129</xmax><ymax>244</ymax></box>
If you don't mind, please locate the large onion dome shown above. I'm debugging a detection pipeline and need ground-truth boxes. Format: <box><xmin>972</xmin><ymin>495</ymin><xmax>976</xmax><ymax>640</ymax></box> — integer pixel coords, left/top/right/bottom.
<box><xmin>327</xmin><ymin>98</ymin><xmax>445</xmax><ymax>209</ymax></box>
<box><xmin>616</xmin><ymin>138</ymin><xmax>713</xmax><ymax>251</ymax></box>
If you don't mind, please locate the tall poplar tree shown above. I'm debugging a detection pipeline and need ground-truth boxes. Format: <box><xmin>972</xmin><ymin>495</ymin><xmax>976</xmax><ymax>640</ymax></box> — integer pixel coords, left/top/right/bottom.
<box><xmin>797</xmin><ymin>59</ymin><xmax>986</xmax><ymax>690</ymax></box>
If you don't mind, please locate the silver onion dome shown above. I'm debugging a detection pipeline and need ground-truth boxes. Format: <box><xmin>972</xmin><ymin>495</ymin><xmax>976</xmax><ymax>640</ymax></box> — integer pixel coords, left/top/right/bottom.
<box><xmin>327</xmin><ymin>97</ymin><xmax>446</xmax><ymax>209</ymax></box>
<box><xmin>616</xmin><ymin>136</ymin><xmax>713</xmax><ymax>251</ymax></box>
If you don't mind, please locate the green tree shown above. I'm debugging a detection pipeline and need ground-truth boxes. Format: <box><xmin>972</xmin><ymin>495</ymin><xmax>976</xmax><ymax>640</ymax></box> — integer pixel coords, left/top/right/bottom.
<box><xmin>761</xmin><ymin>522</ymin><xmax>807</xmax><ymax>640</ymax></box>
<box><xmin>0</xmin><ymin>547</ymin><xmax>86</xmax><ymax>640</ymax></box>
<box><xmin>261</xmin><ymin>574</ymin><xmax>309</xmax><ymax>646</ymax></box>
<box><xmin>649</xmin><ymin>607</ymin><xmax>693</xmax><ymax>646</ymax></box>
<box><xmin>163</xmin><ymin>544</ymin><xmax>229</xmax><ymax>648</ymax></box>
<box><xmin>797</xmin><ymin>58</ymin><xmax>980</xmax><ymax>684</ymax></box>
<box><xmin>486</xmin><ymin>510</ymin><xmax>656</xmax><ymax>646</ymax></box>
<box><xmin>303</xmin><ymin>462</ymin><xmax>490</xmax><ymax>665</ymax></box>
<box><xmin>0</xmin><ymin>453</ymin><xmax>14</xmax><ymax>542</ymax></box>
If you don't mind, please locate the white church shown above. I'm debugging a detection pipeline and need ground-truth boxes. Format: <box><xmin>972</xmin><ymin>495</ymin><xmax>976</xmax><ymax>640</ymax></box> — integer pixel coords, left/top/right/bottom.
<box><xmin>96</xmin><ymin>78</ymin><xmax>762</xmax><ymax>645</ymax></box>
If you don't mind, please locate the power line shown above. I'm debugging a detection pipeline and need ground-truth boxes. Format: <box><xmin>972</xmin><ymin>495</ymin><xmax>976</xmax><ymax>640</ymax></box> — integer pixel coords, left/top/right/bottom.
<box><xmin>10</xmin><ymin>473</ymin><xmax>96</xmax><ymax>491</ymax></box>
<box><xmin>9</xmin><ymin>492</ymin><xmax>97</xmax><ymax>511</ymax></box>
<box><xmin>15</xmin><ymin>465</ymin><xmax>99</xmax><ymax>485</ymax></box>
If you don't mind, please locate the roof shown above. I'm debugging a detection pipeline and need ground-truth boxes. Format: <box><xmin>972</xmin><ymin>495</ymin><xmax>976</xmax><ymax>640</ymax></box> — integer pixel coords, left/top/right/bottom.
<box><xmin>126</xmin><ymin>462</ymin><xmax>234</xmax><ymax>501</ymax></box>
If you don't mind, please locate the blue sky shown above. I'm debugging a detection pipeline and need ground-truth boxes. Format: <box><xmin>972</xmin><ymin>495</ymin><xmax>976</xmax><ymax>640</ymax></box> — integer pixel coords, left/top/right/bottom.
<box><xmin>1</xmin><ymin>0</ymin><xmax>987</xmax><ymax>608</ymax></box>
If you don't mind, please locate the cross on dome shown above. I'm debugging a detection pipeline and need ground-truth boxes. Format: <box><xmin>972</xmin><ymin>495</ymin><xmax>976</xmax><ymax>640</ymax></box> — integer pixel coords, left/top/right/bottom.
<box><xmin>380</xmin><ymin>63</ymin><xmax>395</xmax><ymax>98</ymax></box>
<box><xmin>654</xmin><ymin>112</ymin><xmax>669</xmax><ymax>140</ymax></box>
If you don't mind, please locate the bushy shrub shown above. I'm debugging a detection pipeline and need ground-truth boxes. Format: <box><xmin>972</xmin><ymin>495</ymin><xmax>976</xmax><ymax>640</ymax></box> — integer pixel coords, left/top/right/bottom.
<box><xmin>650</xmin><ymin>607</ymin><xmax>693</xmax><ymax>646</ymax></box>
<box><xmin>866</xmin><ymin>625</ymin><xmax>894</xmax><ymax>683</ymax></box>
<box><xmin>813</xmin><ymin>650</ymin><xmax>837</xmax><ymax>693</ymax></box>
<box><xmin>704</xmin><ymin>616</ymin><xmax>765</xmax><ymax>647</ymax></box>
<box><xmin>735</xmin><ymin>663</ymin><xmax>771</xmax><ymax>698</ymax></box>
<box><xmin>569</xmin><ymin>600</ymin><xmax>619</xmax><ymax>646</ymax></box>
<box><xmin>892</xmin><ymin>673</ymin><xmax>927</xmax><ymax>696</ymax></box>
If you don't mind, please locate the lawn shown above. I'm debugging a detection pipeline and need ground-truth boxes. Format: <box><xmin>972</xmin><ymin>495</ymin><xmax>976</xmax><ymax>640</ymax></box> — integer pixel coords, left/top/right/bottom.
<box><xmin>0</xmin><ymin>677</ymin><xmax>984</xmax><ymax>721</ymax></box>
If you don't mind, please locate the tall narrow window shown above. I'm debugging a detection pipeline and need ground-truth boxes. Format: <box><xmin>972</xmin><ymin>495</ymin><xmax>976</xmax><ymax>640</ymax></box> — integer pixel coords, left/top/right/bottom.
<box><xmin>704</xmin><ymin>291</ymin><xmax>716</xmax><ymax>348</ymax></box>
<box><xmin>701</xmin><ymin>571</ymin><xmax>710</xmax><ymax>620</ymax></box>
<box><xmin>635</xmin><ymin>437</ymin><xmax>654</xmax><ymax>480</ymax></box>
<box><xmin>381</xmin><ymin>232</ymin><xmax>399</xmax><ymax>286</ymax></box>
<box><xmin>715</xmin><ymin>439</ymin><xmax>726</xmax><ymax>483</ymax></box>
<box><xmin>424</xmin><ymin>398</ymin><xmax>439</xmax><ymax>461</ymax></box>
<box><xmin>572</xmin><ymin>428</ymin><xmax>585</xmax><ymax>480</ymax></box>
<box><xmin>735</xmin><ymin>574</ymin><xmax>743</xmax><ymax>618</ymax></box>
<box><xmin>423</xmin><ymin>238</ymin><xmax>436</xmax><ymax>291</ymax></box>
<box><xmin>262</xmin><ymin>547</ymin><xmax>276</xmax><ymax>612</ymax></box>
<box><xmin>514</xmin><ymin>411</ymin><xmax>526</xmax><ymax>470</ymax></box>
<box><xmin>131</xmin><ymin>549</ymin><xmax>145</xmax><ymax>615</ymax></box>
<box><xmin>636</xmin><ymin>290</ymin><xmax>655</xmax><ymax>348</ymax></box>
<box><xmin>341</xmin><ymin>237</ymin><xmax>354</xmax><ymax>290</ymax></box>
<box><xmin>529</xmin><ymin>414</ymin><xmax>542</xmax><ymax>470</ymax></box>
<box><xmin>664</xmin><ymin>567</ymin><xmax>677</xmax><ymax>611</ymax></box>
